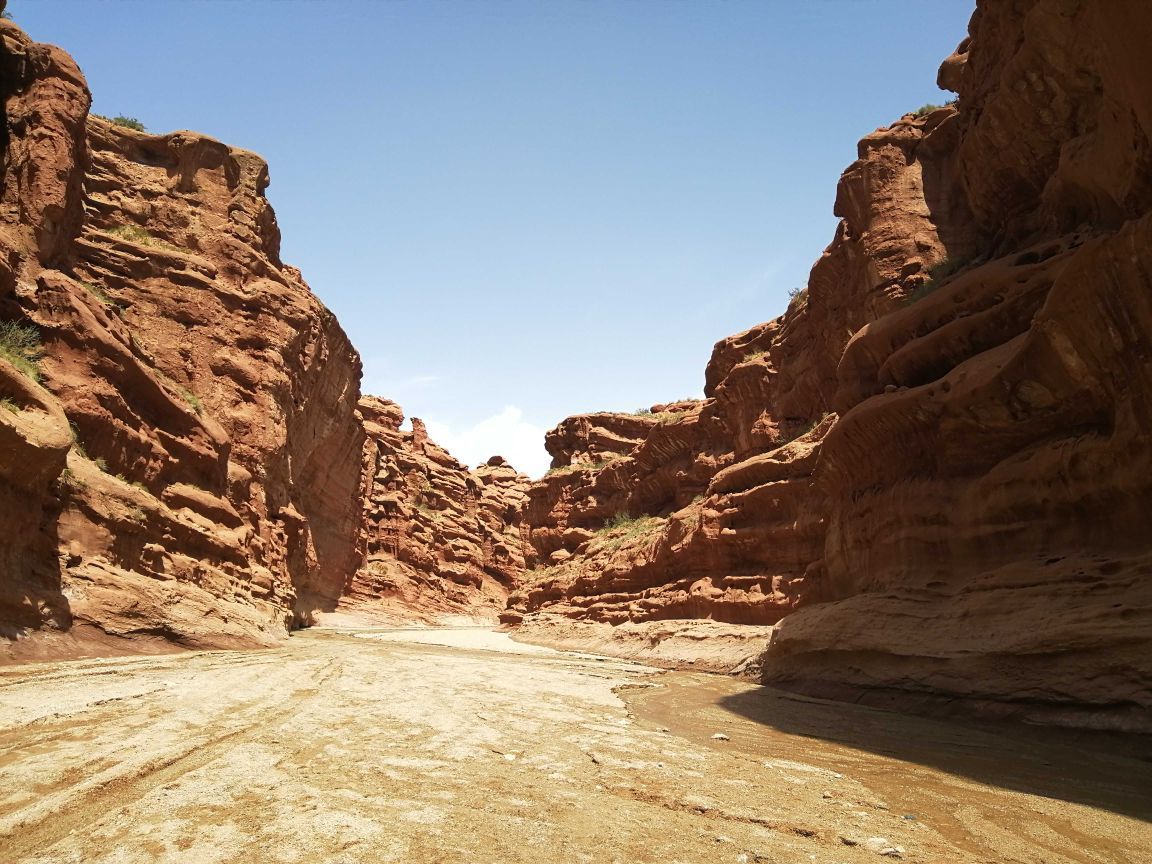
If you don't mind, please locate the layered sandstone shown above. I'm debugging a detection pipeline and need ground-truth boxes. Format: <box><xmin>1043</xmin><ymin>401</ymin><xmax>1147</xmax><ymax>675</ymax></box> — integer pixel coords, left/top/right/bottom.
<box><xmin>330</xmin><ymin>396</ymin><xmax>529</xmax><ymax>624</ymax></box>
<box><xmin>514</xmin><ymin>0</ymin><xmax>1152</xmax><ymax>730</ymax></box>
<box><xmin>0</xmin><ymin>18</ymin><xmax>365</xmax><ymax>658</ymax></box>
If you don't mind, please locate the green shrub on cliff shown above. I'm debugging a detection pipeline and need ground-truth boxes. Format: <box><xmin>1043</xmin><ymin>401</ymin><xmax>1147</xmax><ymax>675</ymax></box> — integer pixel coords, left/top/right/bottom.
<box><xmin>108</xmin><ymin>224</ymin><xmax>153</xmax><ymax>244</ymax></box>
<box><xmin>544</xmin><ymin>455</ymin><xmax>620</xmax><ymax>477</ymax></box>
<box><xmin>591</xmin><ymin>512</ymin><xmax>664</xmax><ymax>552</ymax></box>
<box><xmin>0</xmin><ymin>320</ymin><xmax>43</xmax><ymax>381</ymax></box>
<box><xmin>111</xmin><ymin>116</ymin><xmax>146</xmax><ymax>132</ymax></box>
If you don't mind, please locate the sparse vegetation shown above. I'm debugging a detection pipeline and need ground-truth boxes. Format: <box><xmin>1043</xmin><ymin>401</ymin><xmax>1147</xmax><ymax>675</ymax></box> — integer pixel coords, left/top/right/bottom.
<box><xmin>111</xmin><ymin>116</ymin><xmax>146</xmax><ymax>132</ymax></box>
<box><xmin>544</xmin><ymin>455</ymin><xmax>621</xmax><ymax>477</ymax></box>
<box><xmin>108</xmin><ymin>224</ymin><xmax>155</xmax><ymax>244</ymax></box>
<box><xmin>1</xmin><ymin>396</ymin><xmax>18</xmax><ymax>413</ymax></box>
<box><xmin>106</xmin><ymin>224</ymin><xmax>183</xmax><ymax>254</ymax></box>
<box><xmin>2</xmin><ymin>10</ymin><xmax>13</xmax><ymax>20</ymax></box>
<box><xmin>177</xmin><ymin>386</ymin><xmax>203</xmax><ymax>415</ymax></box>
<box><xmin>787</xmin><ymin>286</ymin><xmax>808</xmax><ymax>309</ymax></box>
<box><xmin>81</xmin><ymin>281</ymin><xmax>115</xmax><ymax>307</ymax></box>
<box><xmin>69</xmin><ymin>422</ymin><xmax>88</xmax><ymax>458</ymax></box>
<box><xmin>915</xmin><ymin>103</ymin><xmax>945</xmax><ymax>118</ymax></box>
<box><xmin>415</xmin><ymin>503</ymin><xmax>443</xmax><ymax>521</ymax></box>
<box><xmin>0</xmin><ymin>319</ymin><xmax>44</xmax><ymax>381</ymax></box>
<box><xmin>527</xmin><ymin>564</ymin><xmax>559</xmax><ymax>581</ymax></box>
<box><xmin>93</xmin><ymin>457</ymin><xmax>109</xmax><ymax>473</ymax></box>
<box><xmin>743</xmin><ymin>349</ymin><xmax>769</xmax><ymax>363</ymax></box>
<box><xmin>603</xmin><ymin>511</ymin><xmax>636</xmax><ymax>531</ymax></box>
<box><xmin>59</xmin><ymin>467</ymin><xmax>86</xmax><ymax>491</ymax></box>
<box><xmin>778</xmin><ymin>412</ymin><xmax>833</xmax><ymax>447</ymax></box>
<box><xmin>631</xmin><ymin>408</ymin><xmax>682</xmax><ymax>423</ymax></box>
<box><xmin>591</xmin><ymin>512</ymin><xmax>664</xmax><ymax>552</ymax></box>
<box><xmin>154</xmin><ymin>368</ymin><xmax>204</xmax><ymax>414</ymax></box>
<box><xmin>906</xmin><ymin>256</ymin><xmax>967</xmax><ymax>304</ymax></box>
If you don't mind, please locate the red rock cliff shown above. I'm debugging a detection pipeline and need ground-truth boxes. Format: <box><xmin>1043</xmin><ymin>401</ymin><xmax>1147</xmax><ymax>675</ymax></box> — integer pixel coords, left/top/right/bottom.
<box><xmin>330</xmin><ymin>396</ymin><xmax>529</xmax><ymax>624</ymax></box>
<box><xmin>0</xmin><ymin>19</ymin><xmax>365</xmax><ymax>658</ymax></box>
<box><xmin>514</xmin><ymin>0</ymin><xmax>1152</xmax><ymax>730</ymax></box>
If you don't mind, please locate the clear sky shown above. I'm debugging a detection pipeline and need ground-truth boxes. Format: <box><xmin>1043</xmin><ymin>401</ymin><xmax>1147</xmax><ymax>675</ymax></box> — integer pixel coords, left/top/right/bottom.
<box><xmin>14</xmin><ymin>0</ymin><xmax>974</xmax><ymax>476</ymax></box>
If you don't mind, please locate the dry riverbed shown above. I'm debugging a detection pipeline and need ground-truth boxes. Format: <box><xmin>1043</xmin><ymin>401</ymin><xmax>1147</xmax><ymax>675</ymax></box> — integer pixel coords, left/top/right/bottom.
<box><xmin>0</xmin><ymin>629</ymin><xmax>1148</xmax><ymax>863</ymax></box>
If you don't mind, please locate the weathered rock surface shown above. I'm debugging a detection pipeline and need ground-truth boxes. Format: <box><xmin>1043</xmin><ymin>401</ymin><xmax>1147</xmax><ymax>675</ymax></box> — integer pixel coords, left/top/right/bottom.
<box><xmin>328</xmin><ymin>397</ymin><xmax>529</xmax><ymax>624</ymax></box>
<box><xmin>0</xmin><ymin>17</ymin><xmax>539</xmax><ymax>658</ymax></box>
<box><xmin>513</xmin><ymin>0</ymin><xmax>1152</xmax><ymax>730</ymax></box>
<box><xmin>0</xmin><ymin>18</ymin><xmax>365</xmax><ymax>658</ymax></box>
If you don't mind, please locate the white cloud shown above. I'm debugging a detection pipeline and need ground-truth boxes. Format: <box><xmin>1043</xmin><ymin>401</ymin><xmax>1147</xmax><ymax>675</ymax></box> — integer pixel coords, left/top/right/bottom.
<box><xmin>423</xmin><ymin>405</ymin><xmax>550</xmax><ymax>478</ymax></box>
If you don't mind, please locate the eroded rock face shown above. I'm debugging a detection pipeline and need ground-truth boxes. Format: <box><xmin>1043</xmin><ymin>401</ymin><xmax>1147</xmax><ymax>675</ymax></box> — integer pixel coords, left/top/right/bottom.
<box><xmin>332</xmin><ymin>397</ymin><xmax>529</xmax><ymax>624</ymax></box>
<box><xmin>764</xmin><ymin>0</ymin><xmax>1152</xmax><ymax>731</ymax></box>
<box><xmin>515</xmin><ymin>0</ymin><xmax>1152</xmax><ymax>729</ymax></box>
<box><xmin>0</xmin><ymin>20</ymin><xmax>365</xmax><ymax>657</ymax></box>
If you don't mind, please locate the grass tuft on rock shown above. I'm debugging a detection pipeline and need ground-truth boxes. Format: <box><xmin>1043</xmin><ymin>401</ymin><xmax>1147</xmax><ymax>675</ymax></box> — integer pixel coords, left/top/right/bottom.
<box><xmin>592</xmin><ymin>512</ymin><xmax>664</xmax><ymax>551</ymax></box>
<box><xmin>0</xmin><ymin>319</ymin><xmax>44</xmax><ymax>381</ymax></box>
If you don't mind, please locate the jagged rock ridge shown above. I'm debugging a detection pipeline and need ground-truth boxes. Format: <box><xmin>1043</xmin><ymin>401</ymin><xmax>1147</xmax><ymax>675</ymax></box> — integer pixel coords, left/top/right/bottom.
<box><xmin>331</xmin><ymin>396</ymin><xmax>528</xmax><ymax>625</ymax></box>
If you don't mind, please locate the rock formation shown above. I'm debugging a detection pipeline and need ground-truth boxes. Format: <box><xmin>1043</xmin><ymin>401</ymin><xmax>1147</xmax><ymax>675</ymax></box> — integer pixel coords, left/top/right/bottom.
<box><xmin>331</xmin><ymin>396</ymin><xmax>528</xmax><ymax>624</ymax></box>
<box><xmin>3</xmin><ymin>0</ymin><xmax>1150</xmax><ymax>735</ymax></box>
<box><xmin>0</xmin><ymin>16</ymin><xmax>360</xmax><ymax>658</ymax></box>
<box><xmin>512</xmin><ymin>0</ymin><xmax>1152</xmax><ymax>731</ymax></box>
<box><xmin>0</xmin><ymin>14</ymin><xmax>531</xmax><ymax>659</ymax></box>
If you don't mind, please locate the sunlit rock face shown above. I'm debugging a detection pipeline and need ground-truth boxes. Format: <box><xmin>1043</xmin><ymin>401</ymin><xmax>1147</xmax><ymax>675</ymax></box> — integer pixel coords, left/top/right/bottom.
<box><xmin>0</xmin><ymin>17</ymin><xmax>365</xmax><ymax>658</ymax></box>
<box><xmin>332</xmin><ymin>396</ymin><xmax>530</xmax><ymax>625</ymax></box>
<box><xmin>513</xmin><ymin>0</ymin><xmax>1152</xmax><ymax>730</ymax></box>
<box><xmin>0</xmin><ymin>14</ymin><xmax>534</xmax><ymax>658</ymax></box>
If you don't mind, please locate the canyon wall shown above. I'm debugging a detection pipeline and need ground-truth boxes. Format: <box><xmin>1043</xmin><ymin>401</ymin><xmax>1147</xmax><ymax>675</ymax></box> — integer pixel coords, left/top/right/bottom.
<box><xmin>332</xmin><ymin>396</ymin><xmax>528</xmax><ymax>625</ymax></box>
<box><xmin>0</xmin><ymin>16</ymin><xmax>527</xmax><ymax>659</ymax></box>
<box><xmin>0</xmin><ymin>16</ymin><xmax>368</xmax><ymax>659</ymax></box>
<box><xmin>513</xmin><ymin>0</ymin><xmax>1152</xmax><ymax>730</ymax></box>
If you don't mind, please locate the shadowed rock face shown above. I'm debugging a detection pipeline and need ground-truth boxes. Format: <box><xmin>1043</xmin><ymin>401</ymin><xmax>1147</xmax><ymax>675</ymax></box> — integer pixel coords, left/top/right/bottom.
<box><xmin>515</xmin><ymin>0</ymin><xmax>1152</xmax><ymax>730</ymax></box>
<box><xmin>332</xmin><ymin>397</ymin><xmax>529</xmax><ymax>624</ymax></box>
<box><xmin>0</xmin><ymin>18</ymin><xmax>366</xmax><ymax>657</ymax></box>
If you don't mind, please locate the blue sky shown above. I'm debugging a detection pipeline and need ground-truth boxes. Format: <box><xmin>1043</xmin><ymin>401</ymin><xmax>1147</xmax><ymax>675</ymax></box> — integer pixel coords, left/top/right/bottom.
<box><xmin>15</xmin><ymin>1</ymin><xmax>973</xmax><ymax>476</ymax></box>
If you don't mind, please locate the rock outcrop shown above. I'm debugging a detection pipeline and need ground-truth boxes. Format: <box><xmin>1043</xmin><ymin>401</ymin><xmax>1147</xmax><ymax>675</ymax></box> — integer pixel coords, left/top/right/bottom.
<box><xmin>330</xmin><ymin>397</ymin><xmax>529</xmax><ymax>624</ymax></box>
<box><xmin>0</xmin><ymin>17</ymin><xmax>365</xmax><ymax>658</ymax></box>
<box><xmin>513</xmin><ymin>0</ymin><xmax>1152</xmax><ymax>730</ymax></box>
<box><xmin>0</xmin><ymin>15</ymin><xmax>535</xmax><ymax>658</ymax></box>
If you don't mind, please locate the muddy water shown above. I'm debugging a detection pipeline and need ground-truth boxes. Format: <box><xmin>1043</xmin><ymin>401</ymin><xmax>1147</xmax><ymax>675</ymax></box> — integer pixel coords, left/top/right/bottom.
<box><xmin>626</xmin><ymin>673</ymin><xmax>1152</xmax><ymax>864</ymax></box>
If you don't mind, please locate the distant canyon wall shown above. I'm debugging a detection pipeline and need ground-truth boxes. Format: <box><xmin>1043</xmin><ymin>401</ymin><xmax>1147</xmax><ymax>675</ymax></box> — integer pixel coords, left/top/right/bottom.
<box><xmin>333</xmin><ymin>396</ymin><xmax>528</xmax><ymax>625</ymax></box>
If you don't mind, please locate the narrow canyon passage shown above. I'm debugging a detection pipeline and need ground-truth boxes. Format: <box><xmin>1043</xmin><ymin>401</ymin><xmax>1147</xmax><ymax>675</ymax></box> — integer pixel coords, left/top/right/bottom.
<box><xmin>1</xmin><ymin>633</ymin><xmax>1148</xmax><ymax>864</ymax></box>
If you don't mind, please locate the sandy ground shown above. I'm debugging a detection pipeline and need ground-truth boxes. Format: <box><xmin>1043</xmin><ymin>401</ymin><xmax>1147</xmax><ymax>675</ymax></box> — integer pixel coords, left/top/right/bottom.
<box><xmin>1</xmin><ymin>629</ymin><xmax>1149</xmax><ymax>864</ymax></box>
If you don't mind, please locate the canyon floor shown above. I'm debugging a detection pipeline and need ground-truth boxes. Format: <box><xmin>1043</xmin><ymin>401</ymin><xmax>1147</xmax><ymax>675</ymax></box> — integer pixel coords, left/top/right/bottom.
<box><xmin>0</xmin><ymin>631</ymin><xmax>1149</xmax><ymax>864</ymax></box>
